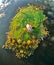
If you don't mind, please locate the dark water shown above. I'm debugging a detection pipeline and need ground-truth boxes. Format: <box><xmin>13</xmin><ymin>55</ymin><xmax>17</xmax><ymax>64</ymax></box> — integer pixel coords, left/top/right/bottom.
<box><xmin>0</xmin><ymin>0</ymin><xmax>54</xmax><ymax>65</ymax></box>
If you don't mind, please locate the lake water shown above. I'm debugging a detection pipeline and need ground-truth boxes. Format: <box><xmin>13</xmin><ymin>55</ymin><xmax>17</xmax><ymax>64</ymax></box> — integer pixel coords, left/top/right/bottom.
<box><xmin>0</xmin><ymin>0</ymin><xmax>54</xmax><ymax>65</ymax></box>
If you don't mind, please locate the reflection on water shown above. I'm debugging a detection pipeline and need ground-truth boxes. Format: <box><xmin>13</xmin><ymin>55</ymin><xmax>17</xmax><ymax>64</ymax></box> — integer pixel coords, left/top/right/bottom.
<box><xmin>0</xmin><ymin>0</ymin><xmax>54</xmax><ymax>65</ymax></box>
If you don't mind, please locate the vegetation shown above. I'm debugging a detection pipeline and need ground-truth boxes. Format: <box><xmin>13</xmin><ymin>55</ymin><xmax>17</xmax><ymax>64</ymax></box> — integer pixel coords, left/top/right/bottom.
<box><xmin>2</xmin><ymin>5</ymin><xmax>48</xmax><ymax>58</ymax></box>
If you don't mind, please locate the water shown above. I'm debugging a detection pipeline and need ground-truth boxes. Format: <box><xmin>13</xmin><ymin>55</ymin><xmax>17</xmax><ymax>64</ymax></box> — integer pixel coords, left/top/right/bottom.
<box><xmin>0</xmin><ymin>0</ymin><xmax>54</xmax><ymax>65</ymax></box>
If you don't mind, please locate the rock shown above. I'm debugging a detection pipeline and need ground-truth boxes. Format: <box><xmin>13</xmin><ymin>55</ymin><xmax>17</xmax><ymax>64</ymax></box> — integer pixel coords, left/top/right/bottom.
<box><xmin>42</xmin><ymin>43</ymin><xmax>47</xmax><ymax>47</ymax></box>
<box><xmin>26</xmin><ymin>24</ymin><xmax>32</xmax><ymax>32</ymax></box>
<box><xmin>51</xmin><ymin>7</ymin><xmax>54</xmax><ymax>12</ymax></box>
<box><xmin>47</xmin><ymin>11</ymin><xmax>54</xmax><ymax>18</ymax></box>
<box><xmin>48</xmin><ymin>1</ymin><xmax>54</xmax><ymax>6</ymax></box>
<box><xmin>51</xmin><ymin>20</ymin><xmax>54</xmax><ymax>24</ymax></box>
<box><xmin>51</xmin><ymin>36</ymin><xmax>54</xmax><ymax>42</ymax></box>
<box><xmin>48</xmin><ymin>11</ymin><xmax>53</xmax><ymax>15</ymax></box>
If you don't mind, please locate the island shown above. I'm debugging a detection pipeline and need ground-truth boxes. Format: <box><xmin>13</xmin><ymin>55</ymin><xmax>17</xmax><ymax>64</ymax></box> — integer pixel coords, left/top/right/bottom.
<box><xmin>2</xmin><ymin>5</ymin><xmax>48</xmax><ymax>58</ymax></box>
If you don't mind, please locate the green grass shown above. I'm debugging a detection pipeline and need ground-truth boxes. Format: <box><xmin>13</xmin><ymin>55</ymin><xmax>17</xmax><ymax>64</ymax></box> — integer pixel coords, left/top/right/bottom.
<box><xmin>10</xmin><ymin>5</ymin><xmax>47</xmax><ymax>40</ymax></box>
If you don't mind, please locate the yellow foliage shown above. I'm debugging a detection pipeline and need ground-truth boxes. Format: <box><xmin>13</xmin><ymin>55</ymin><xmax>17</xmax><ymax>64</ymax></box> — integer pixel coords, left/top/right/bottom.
<box><xmin>36</xmin><ymin>7</ymin><xmax>39</xmax><ymax>10</ymax></box>
<box><xmin>11</xmin><ymin>39</ymin><xmax>15</xmax><ymax>45</ymax></box>
<box><xmin>32</xmin><ymin>39</ymin><xmax>36</xmax><ymax>43</ymax></box>
<box><xmin>17</xmin><ymin>39</ymin><xmax>21</xmax><ymax>43</ymax></box>
<box><xmin>44</xmin><ymin>31</ymin><xmax>49</xmax><ymax>35</ymax></box>
<box><xmin>27</xmin><ymin>40</ymin><xmax>31</xmax><ymax>45</ymax></box>
<box><xmin>23</xmin><ymin>28</ymin><xmax>27</xmax><ymax>31</ymax></box>
<box><xmin>20</xmin><ymin>50</ymin><xmax>23</xmax><ymax>53</ymax></box>
<box><xmin>22</xmin><ymin>41</ymin><xmax>26</xmax><ymax>45</ymax></box>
